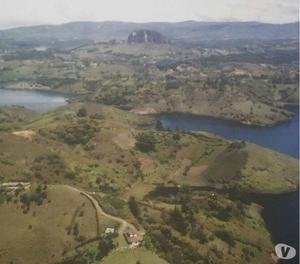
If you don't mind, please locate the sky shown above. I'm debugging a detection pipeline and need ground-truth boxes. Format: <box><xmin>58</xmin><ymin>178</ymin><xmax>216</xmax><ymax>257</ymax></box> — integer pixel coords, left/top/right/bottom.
<box><xmin>0</xmin><ymin>0</ymin><xmax>298</xmax><ymax>29</ymax></box>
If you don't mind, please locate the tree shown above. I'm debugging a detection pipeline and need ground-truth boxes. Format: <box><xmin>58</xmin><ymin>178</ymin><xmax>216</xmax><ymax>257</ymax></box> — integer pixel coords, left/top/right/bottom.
<box><xmin>191</xmin><ymin>225</ymin><xmax>209</xmax><ymax>243</ymax></box>
<box><xmin>155</xmin><ymin>120</ymin><xmax>164</xmax><ymax>131</ymax></box>
<box><xmin>215</xmin><ymin>231</ymin><xmax>236</xmax><ymax>247</ymax></box>
<box><xmin>172</xmin><ymin>132</ymin><xmax>181</xmax><ymax>141</ymax></box>
<box><xmin>73</xmin><ymin>223</ymin><xmax>79</xmax><ymax>237</ymax></box>
<box><xmin>97</xmin><ymin>235</ymin><xmax>115</xmax><ymax>260</ymax></box>
<box><xmin>77</xmin><ymin>107</ymin><xmax>87</xmax><ymax>117</ymax></box>
<box><xmin>135</xmin><ymin>132</ymin><xmax>156</xmax><ymax>152</ymax></box>
<box><xmin>128</xmin><ymin>196</ymin><xmax>142</xmax><ymax>221</ymax></box>
<box><xmin>169</xmin><ymin>206</ymin><xmax>189</xmax><ymax>235</ymax></box>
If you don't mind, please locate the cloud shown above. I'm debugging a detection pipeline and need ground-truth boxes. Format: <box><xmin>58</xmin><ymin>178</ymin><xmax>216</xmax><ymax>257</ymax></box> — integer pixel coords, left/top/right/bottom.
<box><xmin>0</xmin><ymin>0</ymin><xmax>298</xmax><ymax>29</ymax></box>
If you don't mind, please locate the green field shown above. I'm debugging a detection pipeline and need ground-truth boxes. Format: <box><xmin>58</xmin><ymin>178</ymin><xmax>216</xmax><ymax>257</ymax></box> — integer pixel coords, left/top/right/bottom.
<box><xmin>0</xmin><ymin>185</ymin><xmax>116</xmax><ymax>264</ymax></box>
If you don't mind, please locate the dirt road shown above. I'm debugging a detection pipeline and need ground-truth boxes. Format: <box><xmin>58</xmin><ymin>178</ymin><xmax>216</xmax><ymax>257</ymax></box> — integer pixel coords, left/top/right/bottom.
<box><xmin>65</xmin><ymin>185</ymin><xmax>143</xmax><ymax>238</ymax></box>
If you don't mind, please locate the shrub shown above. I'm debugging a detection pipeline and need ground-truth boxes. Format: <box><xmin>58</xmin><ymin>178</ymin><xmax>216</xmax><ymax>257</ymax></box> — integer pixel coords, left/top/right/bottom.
<box><xmin>135</xmin><ymin>132</ymin><xmax>156</xmax><ymax>152</ymax></box>
<box><xmin>128</xmin><ymin>196</ymin><xmax>142</xmax><ymax>221</ymax></box>
<box><xmin>155</xmin><ymin>120</ymin><xmax>164</xmax><ymax>131</ymax></box>
<box><xmin>77</xmin><ymin>107</ymin><xmax>87</xmax><ymax>117</ymax></box>
<box><xmin>215</xmin><ymin>230</ymin><xmax>236</xmax><ymax>247</ymax></box>
<box><xmin>96</xmin><ymin>234</ymin><xmax>116</xmax><ymax>260</ymax></box>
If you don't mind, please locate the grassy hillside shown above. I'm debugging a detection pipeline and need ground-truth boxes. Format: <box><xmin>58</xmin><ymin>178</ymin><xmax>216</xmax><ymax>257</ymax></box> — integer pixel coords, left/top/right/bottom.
<box><xmin>0</xmin><ymin>106</ymin><xmax>36</xmax><ymax>131</ymax></box>
<box><xmin>0</xmin><ymin>185</ymin><xmax>116</xmax><ymax>264</ymax></box>
<box><xmin>203</xmin><ymin>142</ymin><xmax>299</xmax><ymax>193</ymax></box>
<box><xmin>0</xmin><ymin>102</ymin><xmax>297</xmax><ymax>193</ymax></box>
<box><xmin>139</xmin><ymin>188</ymin><xmax>274</xmax><ymax>264</ymax></box>
<box><xmin>0</xmin><ymin>103</ymin><xmax>298</xmax><ymax>264</ymax></box>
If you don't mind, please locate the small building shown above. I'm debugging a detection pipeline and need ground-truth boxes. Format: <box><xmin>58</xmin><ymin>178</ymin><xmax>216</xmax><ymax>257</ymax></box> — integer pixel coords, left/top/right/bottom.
<box><xmin>105</xmin><ymin>227</ymin><xmax>115</xmax><ymax>234</ymax></box>
<box><xmin>0</xmin><ymin>182</ymin><xmax>30</xmax><ymax>190</ymax></box>
<box><xmin>123</xmin><ymin>227</ymin><xmax>142</xmax><ymax>248</ymax></box>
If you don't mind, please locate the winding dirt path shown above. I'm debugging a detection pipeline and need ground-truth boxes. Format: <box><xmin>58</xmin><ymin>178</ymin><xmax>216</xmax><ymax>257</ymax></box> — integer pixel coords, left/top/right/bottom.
<box><xmin>65</xmin><ymin>185</ymin><xmax>143</xmax><ymax>238</ymax></box>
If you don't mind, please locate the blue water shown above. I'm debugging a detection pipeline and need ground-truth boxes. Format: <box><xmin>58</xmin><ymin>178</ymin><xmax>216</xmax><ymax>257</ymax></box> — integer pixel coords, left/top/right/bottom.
<box><xmin>0</xmin><ymin>89</ymin><xmax>68</xmax><ymax>112</ymax></box>
<box><xmin>157</xmin><ymin>108</ymin><xmax>299</xmax><ymax>158</ymax></box>
<box><xmin>260</xmin><ymin>191</ymin><xmax>299</xmax><ymax>264</ymax></box>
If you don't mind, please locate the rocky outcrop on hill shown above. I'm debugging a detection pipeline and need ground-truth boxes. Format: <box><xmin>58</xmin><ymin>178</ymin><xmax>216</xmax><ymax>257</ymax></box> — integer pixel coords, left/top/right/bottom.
<box><xmin>128</xmin><ymin>29</ymin><xmax>168</xmax><ymax>44</ymax></box>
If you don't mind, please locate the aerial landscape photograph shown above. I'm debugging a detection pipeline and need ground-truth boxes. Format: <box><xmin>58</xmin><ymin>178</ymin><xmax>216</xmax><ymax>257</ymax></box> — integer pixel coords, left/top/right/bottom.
<box><xmin>0</xmin><ymin>0</ymin><xmax>299</xmax><ymax>263</ymax></box>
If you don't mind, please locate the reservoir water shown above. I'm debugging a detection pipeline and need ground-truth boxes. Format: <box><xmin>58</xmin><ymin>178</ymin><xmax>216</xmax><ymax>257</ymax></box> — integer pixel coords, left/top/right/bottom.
<box><xmin>157</xmin><ymin>109</ymin><xmax>299</xmax><ymax>158</ymax></box>
<box><xmin>156</xmin><ymin>109</ymin><xmax>299</xmax><ymax>263</ymax></box>
<box><xmin>0</xmin><ymin>89</ymin><xmax>68</xmax><ymax>112</ymax></box>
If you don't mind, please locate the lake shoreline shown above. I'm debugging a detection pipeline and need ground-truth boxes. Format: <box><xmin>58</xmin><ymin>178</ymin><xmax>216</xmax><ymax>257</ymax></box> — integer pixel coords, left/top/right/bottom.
<box><xmin>153</xmin><ymin>109</ymin><xmax>299</xmax><ymax>264</ymax></box>
<box><xmin>148</xmin><ymin>185</ymin><xmax>299</xmax><ymax>264</ymax></box>
<box><xmin>0</xmin><ymin>86</ymin><xmax>81</xmax><ymax>98</ymax></box>
<box><xmin>0</xmin><ymin>89</ymin><xmax>69</xmax><ymax>112</ymax></box>
<box><xmin>2</xmin><ymin>86</ymin><xmax>298</xmax><ymax>127</ymax></box>
<box><xmin>155</xmin><ymin>108</ymin><xmax>299</xmax><ymax>158</ymax></box>
<box><xmin>149</xmin><ymin>107</ymin><xmax>298</xmax><ymax>128</ymax></box>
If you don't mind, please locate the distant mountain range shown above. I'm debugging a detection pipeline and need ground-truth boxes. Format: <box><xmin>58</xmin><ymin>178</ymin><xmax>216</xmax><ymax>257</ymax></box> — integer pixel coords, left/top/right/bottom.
<box><xmin>128</xmin><ymin>29</ymin><xmax>168</xmax><ymax>44</ymax></box>
<box><xmin>0</xmin><ymin>21</ymin><xmax>298</xmax><ymax>44</ymax></box>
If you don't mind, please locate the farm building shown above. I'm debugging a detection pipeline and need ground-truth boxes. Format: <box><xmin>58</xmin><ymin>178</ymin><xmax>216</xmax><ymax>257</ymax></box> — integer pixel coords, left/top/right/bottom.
<box><xmin>105</xmin><ymin>227</ymin><xmax>115</xmax><ymax>234</ymax></box>
<box><xmin>123</xmin><ymin>227</ymin><xmax>142</xmax><ymax>247</ymax></box>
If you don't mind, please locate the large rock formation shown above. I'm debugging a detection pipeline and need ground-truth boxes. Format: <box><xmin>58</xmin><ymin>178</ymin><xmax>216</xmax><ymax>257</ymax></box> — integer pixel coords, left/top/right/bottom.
<box><xmin>128</xmin><ymin>29</ymin><xmax>168</xmax><ymax>44</ymax></box>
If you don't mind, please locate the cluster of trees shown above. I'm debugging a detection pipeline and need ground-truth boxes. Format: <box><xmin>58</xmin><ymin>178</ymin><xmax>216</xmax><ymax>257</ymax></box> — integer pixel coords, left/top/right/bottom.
<box><xmin>228</xmin><ymin>141</ymin><xmax>246</xmax><ymax>150</ymax></box>
<box><xmin>34</xmin><ymin>153</ymin><xmax>64</xmax><ymax>165</ymax></box>
<box><xmin>165</xmin><ymin>75</ymin><xmax>181</xmax><ymax>90</ymax></box>
<box><xmin>77</xmin><ymin>107</ymin><xmax>87</xmax><ymax>117</ymax></box>
<box><xmin>207</xmin><ymin>196</ymin><xmax>244</xmax><ymax>222</ymax></box>
<box><xmin>168</xmin><ymin>187</ymin><xmax>195</xmax><ymax>235</ymax></box>
<box><xmin>57</xmin><ymin>234</ymin><xmax>116</xmax><ymax>264</ymax></box>
<box><xmin>84</xmin><ymin>80</ymin><xmax>102</xmax><ymax>92</ymax></box>
<box><xmin>135</xmin><ymin>132</ymin><xmax>156</xmax><ymax>152</ymax></box>
<box><xmin>190</xmin><ymin>224</ymin><xmax>212</xmax><ymax>244</ymax></box>
<box><xmin>36</xmin><ymin>77</ymin><xmax>79</xmax><ymax>90</ymax></box>
<box><xmin>200</xmin><ymin>49</ymin><xmax>299</xmax><ymax>66</ymax></box>
<box><xmin>271</xmin><ymin>70</ymin><xmax>298</xmax><ymax>84</ymax></box>
<box><xmin>20</xmin><ymin>184</ymin><xmax>47</xmax><ymax>208</ymax></box>
<box><xmin>155</xmin><ymin>58</ymin><xmax>178</xmax><ymax>70</ymax></box>
<box><xmin>32</xmin><ymin>153</ymin><xmax>76</xmax><ymax>181</ymax></box>
<box><xmin>155</xmin><ymin>120</ymin><xmax>164</xmax><ymax>131</ymax></box>
<box><xmin>56</xmin><ymin>120</ymin><xmax>98</xmax><ymax>145</ymax></box>
<box><xmin>97</xmin><ymin>234</ymin><xmax>116</xmax><ymax>260</ymax></box>
<box><xmin>97</xmin><ymin>179</ymin><xmax>119</xmax><ymax>193</ymax></box>
<box><xmin>145</xmin><ymin>227</ymin><xmax>203</xmax><ymax>264</ymax></box>
<box><xmin>169</xmin><ymin>206</ymin><xmax>190</xmax><ymax>235</ymax></box>
<box><xmin>96</xmin><ymin>90</ymin><xmax>129</xmax><ymax>106</ymax></box>
<box><xmin>214</xmin><ymin>205</ymin><xmax>239</xmax><ymax>221</ymax></box>
<box><xmin>142</xmin><ymin>187</ymin><xmax>246</xmax><ymax>263</ymax></box>
<box><xmin>2</xmin><ymin>50</ymin><xmax>53</xmax><ymax>61</ymax></box>
<box><xmin>168</xmin><ymin>186</ymin><xmax>241</xmax><ymax>245</ymax></box>
<box><xmin>215</xmin><ymin>230</ymin><xmax>236</xmax><ymax>247</ymax></box>
<box><xmin>128</xmin><ymin>196</ymin><xmax>142</xmax><ymax>222</ymax></box>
